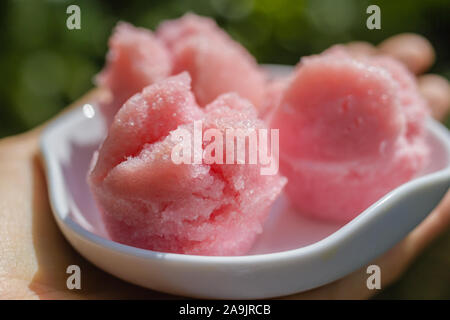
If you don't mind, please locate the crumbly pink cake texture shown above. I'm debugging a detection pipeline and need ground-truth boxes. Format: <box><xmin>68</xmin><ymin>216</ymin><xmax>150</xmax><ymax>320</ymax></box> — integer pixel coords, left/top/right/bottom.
<box><xmin>88</xmin><ymin>73</ymin><xmax>286</xmax><ymax>256</ymax></box>
<box><xmin>270</xmin><ymin>49</ymin><xmax>429</xmax><ymax>222</ymax></box>
<box><xmin>96</xmin><ymin>22</ymin><xmax>172</xmax><ymax>122</ymax></box>
<box><xmin>97</xmin><ymin>15</ymin><xmax>268</xmax><ymax>121</ymax></box>
<box><xmin>156</xmin><ymin>13</ymin><xmax>267</xmax><ymax>109</ymax></box>
<box><xmin>156</xmin><ymin>13</ymin><xmax>229</xmax><ymax>50</ymax></box>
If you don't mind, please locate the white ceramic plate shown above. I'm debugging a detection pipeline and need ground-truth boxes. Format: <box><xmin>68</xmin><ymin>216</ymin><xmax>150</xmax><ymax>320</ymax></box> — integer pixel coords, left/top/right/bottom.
<box><xmin>40</xmin><ymin>65</ymin><xmax>450</xmax><ymax>299</ymax></box>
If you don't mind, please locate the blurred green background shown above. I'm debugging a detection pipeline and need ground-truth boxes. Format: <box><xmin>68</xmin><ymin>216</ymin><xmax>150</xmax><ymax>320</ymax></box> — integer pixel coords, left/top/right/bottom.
<box><xmin>0</xmin><ymin>0</ymin><xmax>449</xmax><ymax>299</ymax></box>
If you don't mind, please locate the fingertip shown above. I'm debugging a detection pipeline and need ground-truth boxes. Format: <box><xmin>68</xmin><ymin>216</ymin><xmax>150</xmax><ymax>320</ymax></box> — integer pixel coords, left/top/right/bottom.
<box><xmin>378</xmin><ymin>33</ymin><xmax>435</xmax><ymax>75</ymax></box>
<box><xmin>418</xmin><ymin>74</ymin><xmax>450</xmax><ymax>121</ymax></box>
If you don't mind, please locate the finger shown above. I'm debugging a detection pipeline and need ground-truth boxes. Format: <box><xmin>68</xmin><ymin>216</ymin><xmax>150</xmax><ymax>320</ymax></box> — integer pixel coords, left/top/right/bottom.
<box><xmin>371</xmin><ymin>189</ymin><xmax>450</xmax><ymax>291</ymax></box>
<box><xmin>378</xmin><ymin>33</ymin><xmax>435</xmax><ymax>75</ymax></box>
<box><xmin>406</xmin><ymin>190</ymin><xmax>450</xmax><ymax>256</ymax></box>
<box><xmin>418</xmin><ymin>74</ymin><xmax>450</xmax><ymax>121</ymax></box>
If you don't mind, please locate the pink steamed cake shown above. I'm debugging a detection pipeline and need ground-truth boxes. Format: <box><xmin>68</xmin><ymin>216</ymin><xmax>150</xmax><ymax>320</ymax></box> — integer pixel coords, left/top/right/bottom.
<box><xmin>324</xmin><ymin>46</ymin><xmax>429</xmax><ymax>141</ymax></box>
<box><xmin>270</xmin><ymin>49</ymin><xmax>429</xmax><ymax>222</ymax></box>
<box><xmin>156</xmin><ymin>13</ymin><xmax>230</xmax><ymax>50</ymax></box>
<box><xmin>96</xmin><ymin>22</ymin><xmax>172</xmax><ymax>122</ymax></box>
<box><xmin>97</xmin><ymin>14</ymin><xmax>268</xmax><ymax>120</ymax></box>
<box><xmin>367</xmin><ymin>55</ymin><xmax>429</xmax><ymax>140</ymax></box>
<box><xmin>88</xmin><ymin>73</ymin><xmax>286</xmax><ymax>256</ymax></box>
<box><xmin>157</xmin><ymin>13</ymin><xmax>267</xmax><ymax>109</ymax></box>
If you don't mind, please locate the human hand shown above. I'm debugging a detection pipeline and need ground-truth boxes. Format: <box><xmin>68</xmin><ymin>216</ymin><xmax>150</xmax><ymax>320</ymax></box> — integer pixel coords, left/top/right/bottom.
<box><xmin>0</xmin><ymin>34</ymin><xmax>448</xmax><ymax>300</ymax></box>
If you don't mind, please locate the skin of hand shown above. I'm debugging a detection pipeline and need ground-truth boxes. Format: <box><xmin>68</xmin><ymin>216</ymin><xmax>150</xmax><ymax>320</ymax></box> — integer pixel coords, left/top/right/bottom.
<box><xmin>0</xmin><ymin>34</ymin><xmax>449</xmax><ymax>300</ymax></box>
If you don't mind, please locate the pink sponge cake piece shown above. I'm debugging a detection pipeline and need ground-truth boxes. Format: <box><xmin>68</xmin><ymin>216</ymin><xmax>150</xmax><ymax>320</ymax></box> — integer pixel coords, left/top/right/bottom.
<box><xmin>88</xmin><ymin>73</ymin><xmax>286</xmax><ymax>256</ymax></box>
<box><xmin>270</xmin><ymin>51</ymin><xmax>429</xmax><ymax>222</ymax></box>
<box><xmin>367</xmin><ymin>55</ymin><xmax>429</xmax><ymax>139</ymax></box>
<box><xmin>324</xmin><ymin>46</ymin><xmax>429</xmax><ymax>140</ymax></box>
<box><xmin>90</xmin><ymin>72</ymin><xmax>202</xmax><ymax>183</ymax></box>
<box><xmin>275</xmin><ymin>54</ymin><xmax>406</xmax><ymax>162</ymax></box>
<box><xmin>157</xmin><ymin>13</ymin><xmax>266</xmax><ymax>110</ymax></box>
<box><xmin>96</xmin><ymin>22</ymin><xmax>172</xmax><ymax>122</ymax></box>
<box><xmin>157</xmin><ymin>13</ymin><xmax>229</xmax><ymax>50</ymax></box>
